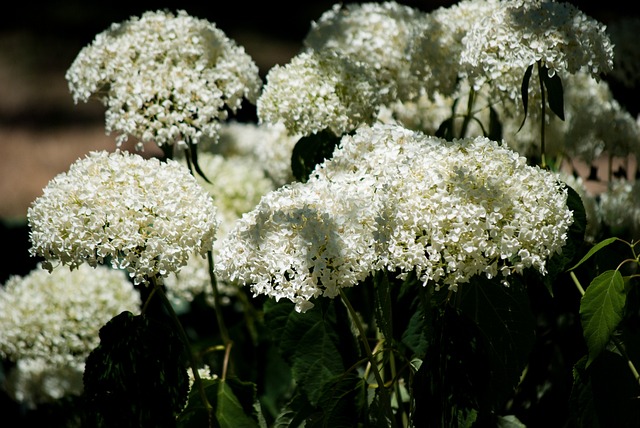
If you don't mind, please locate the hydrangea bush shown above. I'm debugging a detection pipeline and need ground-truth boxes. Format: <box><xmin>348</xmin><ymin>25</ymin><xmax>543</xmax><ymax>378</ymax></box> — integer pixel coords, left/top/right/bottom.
<box><xmin>3</xmin><ymin>1</ymin><xmax>640</xmax><ymax>427</ymax></box>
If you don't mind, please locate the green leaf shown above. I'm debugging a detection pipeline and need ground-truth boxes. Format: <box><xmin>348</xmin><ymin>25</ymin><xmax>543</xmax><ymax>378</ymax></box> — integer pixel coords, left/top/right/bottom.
<box><xmin>373</xmin><ymin>271</ymin><xmax>393</xmax><ymax>342</ymax></box>
<box><xmin>517</xmin><ymin>64</ymin><xmax>534</xmax><ymax>133</ymax></box>
<box><xmin>458</xmin><ymin>276</ymin><xmax>536</xmax><ymax>410</ymax></box>
<box><xmin>580</xmin><ymin>270</ymin><xmax>626</xmax><ymax>367</ymax></box>
<box><xmin>83</xmin><ymin>311</ymin><xmax>190</xmax><ymax>428</ymax></box>
<box><xmin>567</xmin><ymin>237</ymin><xmax>619</xmax><ymax>272</ymax></box>
<box><xmin>541</xmin><ymin>65</ymin><xmax>565</xmax><ymax>121</ymax></box>
<box><xmin>291</xmin><ymin>129</ymin><xmax>341</xmax><ymax>182</ymax></box>
<box><xmin>264</xmin><ymin>299</ymin><xmax>345</xmax><ymax>405</ymax></box>
<box><xmin>435</xmin><ymin>117</ymin><xmax>455</xmax><ymax>140</ymax></box>
<box><xmin>217</xmin><ymin>380</ymin><xmax>260</xmax><ymax>428</ymax></box>
<box><xmin>400</xmin><ymin>302</ymin><xmax>429</xmax><ymax>358</ymax></box>
<box><xmin>487</xmin><ymin>105</ymin><xmax>503</xmax><ymax>142</ymax></box>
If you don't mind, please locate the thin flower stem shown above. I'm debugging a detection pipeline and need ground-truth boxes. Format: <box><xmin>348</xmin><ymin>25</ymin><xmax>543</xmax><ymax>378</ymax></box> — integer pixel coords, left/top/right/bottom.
<box><xmin>207</xmin><ymin>250</ymin><xmax>233</xmax><ymax>380</ymax></box>
<box><xmin>339</xmin><ymin>289</ymin><xmax>397</xmax><ymax>428</ymax></box>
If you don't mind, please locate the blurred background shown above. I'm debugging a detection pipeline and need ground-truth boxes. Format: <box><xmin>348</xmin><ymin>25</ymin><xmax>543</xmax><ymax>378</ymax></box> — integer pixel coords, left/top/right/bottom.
<box><xmin>0</xmin><ymin>0</ymin><xmax>633</xmax><ymax>284</ymax></box>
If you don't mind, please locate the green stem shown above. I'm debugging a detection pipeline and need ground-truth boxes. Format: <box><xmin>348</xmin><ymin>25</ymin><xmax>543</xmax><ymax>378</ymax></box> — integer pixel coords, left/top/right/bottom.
<box><xmin>207</xmin><ymin>251</ymin><xmax>233</xmax><ymax>379</ymax></box>
<box><xmin>459</xmin><ymin>87</ymin><xmax>476</xmax><ymax>139</ymax></box>
<box><xmin>339</xmin><ymin>289</ymin><xmax>397</xmax><ymax>428</ymax></box>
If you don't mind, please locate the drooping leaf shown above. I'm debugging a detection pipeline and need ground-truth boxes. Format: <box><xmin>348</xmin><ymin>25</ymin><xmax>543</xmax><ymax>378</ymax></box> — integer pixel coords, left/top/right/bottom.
<box><xmin>517</xmin><ymin>64</ymin><xmax>534</xmax><ymax>133</ymax></box>
<box><xmin>373</xmin><ymin>270</ymin><xmax>393</xmax><ymax>342</ymax></box>
<box><xmin>487</xmin><ymin>105</ymin><xmax>503</xmax><ymax>142</ymax></box>
<box><xmin>541</xmin><ymin>65</ymin><xmax>565</xmax><ymax>121</ymax></box>
<box><xmin>568</xmin><ymin>237</ymin><xmax>619</xmax><ymax>272</ymax></box>
<box><xmin>579</xmin><ymin>270</ymin><xmax>626</xmax><ymax>366</ymax></box>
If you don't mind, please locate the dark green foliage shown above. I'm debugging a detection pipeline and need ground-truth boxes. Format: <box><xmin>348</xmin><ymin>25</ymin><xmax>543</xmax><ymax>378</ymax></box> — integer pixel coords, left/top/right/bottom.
<box><xmin>82</xmin><ymin>311</ymin><xmax>190</xmax><ymax>428</ymax></box>
<box><xmin>291</xmin><ymin>129</ymin><xmax>342</xmax><ymax>182</ymax></box>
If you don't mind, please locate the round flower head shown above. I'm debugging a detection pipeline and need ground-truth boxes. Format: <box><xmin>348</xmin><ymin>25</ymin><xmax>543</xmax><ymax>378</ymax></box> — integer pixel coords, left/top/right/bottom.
<box><xmin>460</xmin><ymin>0</ymin><xmax>614</xmax><ymax>103</ymax></box>
<box><xmin>27</xmin><ymin>150</ymin><xmax>219</xmax><ymax>286</ymax></box>
<box><xmin>217</xmin><ymin>123</ymin><xmax>573</xmax><ymax>311</ymax></box>
<box><xmin>257</xmin><ymin>50</ymin><xmax>386</xmax><ymax>138</ymax></box>
<box><xmin>65</xmin><ymin>9</ymin><xmax>262</xmax><ymax>150</ymax></box>
<box><xmin>322</xmin><ymin>123</ymin><xmax>574</xmax><ymax>289</ymax></box>
<box><xmin>408</xmin><ymin>0</ymin><xmax>500</xmax><ymax>98</ymax></box>
<box><xmin>216</xmin><ymin>173</ymin><xmax>381</xmax><ymax>313</ymax></box>
<box><xmin>598</xmin><ymin>179</ymin><xmax>640</xmax><ymax>239</ymax></box>
<box><xmin>303</xmin><ymin>1</ymin><xmax>426</xmax><ymax>101</ymax></box>
<box><xmin>0</xmin><ymin>263</ymin><xmax>140</xmax><ymax>406</ymax></box>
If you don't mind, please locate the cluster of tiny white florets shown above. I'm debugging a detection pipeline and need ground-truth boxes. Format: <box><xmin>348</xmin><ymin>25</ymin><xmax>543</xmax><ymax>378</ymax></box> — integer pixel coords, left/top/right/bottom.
<box><xmin>598</xmin><ymin>179</ymin><xmax>640</xmax><ymax>239</ymax></box>
<box><xmin>27</xmin><ymin>150</ymin><xmax>219</xmax><ymax>286</ymax></box>
<box><xmin>0</xmin><ymin>263</ymin><xmax>140</xmax><ymax>407</ymax></box>
<box><xmin>65</xmin><ymin>9</ymin><xmax>262</xmax><ymax>150</ymax></box>
<box><xmin>460</xmin><ymin>0</ymin><xmax>614</xmax><ymax>103</ymax></box>
<box><xmin>164</xmin><ymin>150</ymin><xmax>276</xmax><ymax>305</ymax></box>
<box><xmin>217</xmin><ymin>123</ymin><xmax>573</xmax><ymax>311</ymax></box>
<box><xmin>214</xmin><ymin>121</ymin><xmax>298</xmax><ymax>186</ymax></box>
<box><xmin>257</xmin><ymin>50</ymin><xmax>386</xmax><ymax>138</ymax></box>
<box><xmin>561</xmin><ymin>72</ymin><xmax>640</xmax><ymax>163</ymax></box>
<box><xmin>409</xmin><ymin>0</ymin><xmax>499</xmax><ymax>98</ymax></box>
<box><xmin>303</xmin><ymin>1</ymin><xmax>426</xmax><ymax>101</ymax></box>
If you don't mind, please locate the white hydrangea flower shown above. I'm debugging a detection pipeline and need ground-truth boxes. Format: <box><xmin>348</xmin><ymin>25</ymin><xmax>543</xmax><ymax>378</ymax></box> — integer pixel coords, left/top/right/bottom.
<box><xmin>65</xmin><ymin>10</ymin><xmax>262</xmax><ymax>150</ymax></box>
<box><xmin>0</xmin><ymin>263</ymin><xmax>140</xmax><ymax>407</ymax></box>
<box><xmin>408</xmin><ymin>0</ymin><xmax>500</xmax><ymax>98</ymax></box>
<box><xmin>217</xmin><ymin>123</ymin><xmax>573</xmax><ymax>311</ymax></box>
<box><xmin>4</xmin><ymin>358</ymin><xmax>85</xmax><ymax>409</ymax></box>
<box><xmin>561</xmin><ymin>72</ymin><xmax>640</xmax><ymax>163</ymax></box>
<box><xmin>27</xmin><ymin>150</ymin><xmax>219</xmax><ymax>286</ymax></box>
<box><xmin>164</xmin><ymin>151</ymin><xmax>276</xmax><ymax>305</ymax></box>
<box><xmin>460</xmin><ymin>0</ymin><xmax>614</xmax><ymax>104</ymax></box>
<box><xmin>331</xmin><ymin>123</ymin><xmax>573</xmax><ymax>289</ymax></box>
<box><xmin>598</xmin><ymin>179</ymin><xmax>640</xmax><ymax>239</ymax></box>
<box><xmin>304</xmin><ymin>1</ymin><xmax>426</xmax><ymax>101</ymax></box>
<box><xmin>216</xmin><ymin>174</ymin><xmax>382</xmax><ymax>313</ymax></box>
<box><xmin>257</xmin><ymin>50</ymin><xmax>386</xmax><ymax>138</ymax></box>
<box><xmin>214</xmin><ymin>121</ymin><xmax>299</xmax><ymax>186</ymax></box>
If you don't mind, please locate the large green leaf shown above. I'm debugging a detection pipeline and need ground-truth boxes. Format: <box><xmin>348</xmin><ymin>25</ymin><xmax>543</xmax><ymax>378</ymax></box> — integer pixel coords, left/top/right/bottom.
<box><xmin>579</xmin><ymin>270</ymin><xmax>626</xmax><ymax>366</ymax></box>
<box><xmin>83</xmin><ymin>311</ymin><xmax>190</xmax><ymax>428</ymax></box>
<box><xmin>291</xmin><ymin>129</ymin><xmax>341</xmax><ymax>182</ymax></box>
<box><xmin>217</xmin><ymin>380</ymin><xmax>260</xmax><ymax>428</ymax></box>
<box><xmin>458</xmin><ymin>276</ymin><xmax>536</xmax><ymax>409</ymax></box>
<box><xmin>264</xmin><ymin>299</ymin><xmax>345</xmax><ymax>405</ymax></box>
<box><xmin>541</xmin><ymin>64</ymin><xmax>565</xmax><ymax>121</ymax></box>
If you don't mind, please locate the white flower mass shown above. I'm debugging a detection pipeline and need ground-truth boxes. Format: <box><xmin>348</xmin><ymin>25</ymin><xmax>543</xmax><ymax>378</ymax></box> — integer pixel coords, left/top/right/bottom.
<box><xmin>65</xmin><ymin>9</ymin><xmax>262</xmax><ymax>150</ymax></box>
<box><xmin>0</xmin><ymin>264</ymin><xmax>140</xmax><ymax>407</ymax></box>
<box><xmin>216</xmin><ymin>123</ymin><xmax>573</xmax><ymax>312</ymax></box>
<box><xmin>27</xmin><ymin>150</ymin><xmax>219</xmax><ymax>286</ymax></box>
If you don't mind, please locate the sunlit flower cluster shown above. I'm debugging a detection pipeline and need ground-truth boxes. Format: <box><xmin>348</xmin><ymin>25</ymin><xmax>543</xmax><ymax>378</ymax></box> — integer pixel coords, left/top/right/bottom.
<box><xmin>0</xmin><ymin>264</ymin><xmax>140</xmax><ymax>407</ymax></box>
<box><xmin>460</xmin><ymin>0</ymin><xmax>613</xmax><ymax>104</ymax></box>
<box><xmin>257</xmin><ymin>50</ymin><xmax>386</xmax><ymax>138</ymax></box>
<box><xmin>217</xmin><ymin>123</ymin><xmax>573</xmax><ymax>311</ymax></box>
<box><xmin>65</xmin><ymin>9</ymin><xmax>262</xmax><ymax>150</ymax></box>
<box><xmin>165</xmin><ymin>151</ymin><xmax>276</xmax><ymax>305</ymax></box>
<box><xmin>27</xmin><ymin>150</ymin><xmax>219</xmax><ymax>286</ymax></box>
<box><xmin>304</xmin><ymin>1</ymin><xmax>425</xmax><ymax>101</ymax></box>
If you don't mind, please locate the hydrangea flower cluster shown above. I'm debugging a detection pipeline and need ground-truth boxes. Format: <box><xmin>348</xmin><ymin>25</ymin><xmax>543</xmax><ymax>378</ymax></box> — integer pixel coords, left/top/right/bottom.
<box><xmin>408</xmin><ymin>0</ymin><xmax>499</xmax><ymax>98</ymax></box>
<box><xmin>303</xmin><ymin>1</ymin><xmax>426</xmax><ymax>101</ymax></box>
<box><xmin>598</xmin><ymin>179</ymin><xmax>640</xmax><ymax>239</ymax></box>
<box><xmin>0</xmin><ymin>264</ymin><xmax>140</xmax><ymax>407</ymax></box>
<box><xmin>256</xmin><ymin>50</ymin><xmax>387</xmax><ymax>138</ymax></box>
<box><xmin>65</xmin><ymin>10</ymin><xmax>262</xmax><ymax>150</ymax></box>
<box><xmin>217</xmin><ymin>123</ymin><xmax>573</xmax><ymax>311</ymax></box>
<box><xmin>27</xmin><ymin>150</ymin><xmax>219</xmax><ymax>286</ymax></box>
<box><xmin>460</xmin><ymin>0</ymin><xmax>614</xmax><ymax>103</ymax></box>
<box><xmin>164</xmin><ymin>150</ymin><xmax>276</xmax><ymax>305</ymax></box>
